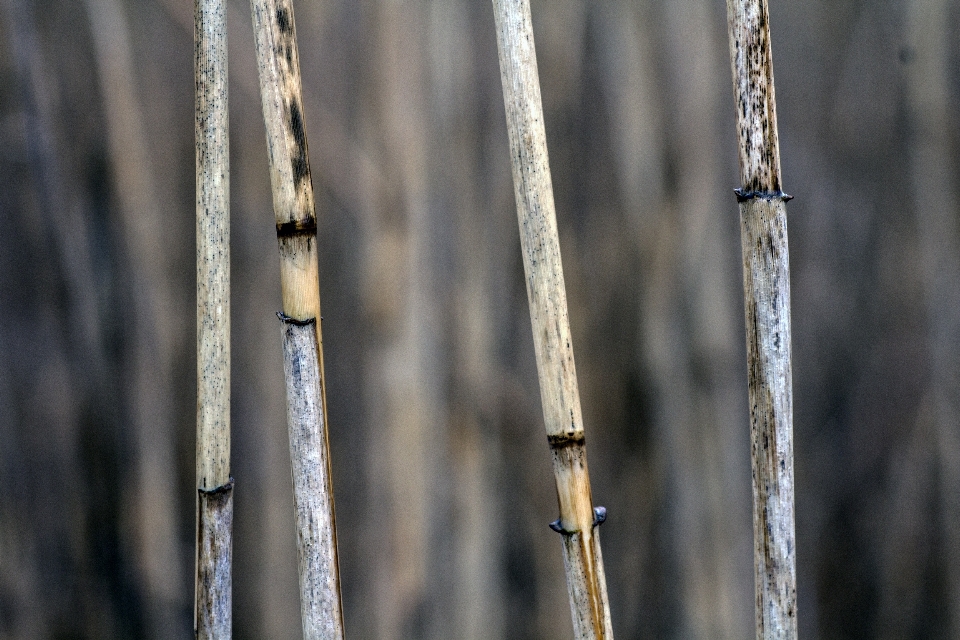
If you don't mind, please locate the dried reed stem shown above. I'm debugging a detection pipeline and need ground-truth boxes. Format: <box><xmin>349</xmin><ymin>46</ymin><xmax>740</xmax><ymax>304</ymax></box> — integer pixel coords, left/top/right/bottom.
<box><xmin>250</xmin><ymin>0</ymin><xmax>344</xmax><ymax>635</ymax></box>
<box><xmin>724</xmin><ymin>1</ymin><xmax>797</xmax><ymax>637</ymax></box>
<box><xmin>492</xmin><ymin>1</ymin><xmax>613</xmax><ymax>637</ymax></box>
<box><xmin>280</xmin><ymin>318</ymin><xmax>343</xmax><ymax>639</ymax></box>
<box><xmin>195</xmin><ymin>0</ymin><xmax>232</xmax><ymax>633</ymax></box>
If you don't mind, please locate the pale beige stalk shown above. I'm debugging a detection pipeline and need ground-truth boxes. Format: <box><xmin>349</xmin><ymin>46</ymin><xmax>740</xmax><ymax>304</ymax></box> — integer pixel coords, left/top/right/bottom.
<box><xmin>492</xmin><ymin>0</ymin><xmax>612</xmax><ymax>637</ymax></box>
<box><xmin>725</xmin><ymin>1</ymin><xmax>797</xmax><ymax>638</ymax></box>
<box><xmin>250</xmin><ymin>0</ymin><xmax>343</xmax><ymax>636</ymax></box>
<box><xmin>195</xmin><ymin>0</ymin><xmax>233</xmax><ymax>634</ymax></box>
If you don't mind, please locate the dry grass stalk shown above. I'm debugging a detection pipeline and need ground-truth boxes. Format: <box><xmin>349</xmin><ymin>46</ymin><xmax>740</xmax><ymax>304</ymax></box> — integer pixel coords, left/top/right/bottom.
<box><xmin>195</xmin><ymin>482</ymin><xmax>234</xmax><ymax>637</ymax></box>
<box><xmin>250</xmin><ymin>0</ymin><xmax>344</xmax><ymax>636</ymax></box>
<box><xmin>195</xmin><ymin>0</ymin><xmax>233</xmax><ymax>634</ymax></box>
<box><xmin>724</xmin><ymin>0</ymin><xmax>797</xmax><ymax>637</ymax></box>
<box><xmin>491</xmin><ymin>0</ymin><xmax>613</xmax><ymax>637</ymax></box>
<box><xmin>280</xmin><ymin>318</ymin><xmax>342</xmax><ymax>639</ymax></box>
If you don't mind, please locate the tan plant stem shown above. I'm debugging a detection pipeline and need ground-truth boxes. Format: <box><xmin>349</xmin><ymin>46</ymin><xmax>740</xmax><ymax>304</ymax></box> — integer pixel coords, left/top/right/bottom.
<box><xmin>492</xmin><ymin>1</ymin><xmax>613</xmax><ymax>637</ymax></box>
<box><xmin>250</xmin><ymin>0</ymin><xmax>344</xmax><ymax>636</ymax></box>
<box><xmin>195</xmin><ymin>0</ymin><xmax>232</xmax><ymax>633</ymax></box>
<box><xmin>724</xmin><ymin>1</ymin><xmax>797</xmax><ymax>637</ymax></box>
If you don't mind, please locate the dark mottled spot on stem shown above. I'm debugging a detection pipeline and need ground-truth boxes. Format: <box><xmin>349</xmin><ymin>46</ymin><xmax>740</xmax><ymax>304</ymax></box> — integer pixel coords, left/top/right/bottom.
<box><xmin>547</xmin><ymin>431</ymin><xmax>586</xmax><ymax>449</ymax></box>
<box><xmin>289</xmin><ymin>100</ymin><xmax>309</xmax><ymax>186</ymax></box>
<box><xmin>276</xmin><ymin>217</ymin><xmax>317</xmax><ymax>238</ymax></box>
<box><xmin>276</xmin><ymin>6</ymin><xmax>292</xmax><ymax>33</ymax></box>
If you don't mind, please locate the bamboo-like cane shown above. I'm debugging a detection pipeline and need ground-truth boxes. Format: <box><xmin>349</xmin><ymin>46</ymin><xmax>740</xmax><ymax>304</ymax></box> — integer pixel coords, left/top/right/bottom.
<box><xmin>492</xmin><ymin>1</ymin><xmax>613</xmax><ymax>638</ymax></box>
<box><xmin>724</xmin><ymin>1</ymin><xmax>797</xmax><ymax>637</ymax></box>
<box><xmin>195</xmin><ymin>0</ymin><xmax>233</xmax><ymax>634</ymax></box>
<box><xmin>250</xmin><ymin>0</ymin><xmax>344</xmax><ymax>637</ymax></box>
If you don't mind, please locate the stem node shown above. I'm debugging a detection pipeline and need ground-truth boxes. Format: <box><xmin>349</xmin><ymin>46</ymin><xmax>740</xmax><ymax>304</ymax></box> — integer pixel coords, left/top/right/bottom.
<box><xmin>734</xmin><ymin>188</ymin><xmax>794</xmax><ymax>202</ymax></box>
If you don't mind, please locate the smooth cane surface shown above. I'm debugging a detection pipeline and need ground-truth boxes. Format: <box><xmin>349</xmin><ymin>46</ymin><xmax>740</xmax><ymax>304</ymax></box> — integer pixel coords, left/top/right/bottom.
<box><xmin>195</xmin><ymin>0</ymin><xmax>232</xmax><ymax>633</ymax></box>
<box><xmin>492</xmin><ymin>0</ymin><xmax>613</xmax><ymax>637</ymax></box>
<box><xmin>250</xmin><ymin>0</ymin><xmax>344</xmax><ymax>636</ymax></box>
<box><xmin>725</xmin><ymin>0</ymin><xmax>797</xmax><ymax>637</ymax></box>
<box><xmin>281</xmin><ymin>319</ymin><xmax>343</xmax><ymax>640</ymax></box>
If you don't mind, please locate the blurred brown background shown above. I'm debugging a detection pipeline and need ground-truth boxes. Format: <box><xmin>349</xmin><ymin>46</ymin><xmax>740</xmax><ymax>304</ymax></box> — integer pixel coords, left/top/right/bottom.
<box><xmin>1</xmin><ymin>0</ymin><xmax>959</xmax><ymax>637</ymax></box>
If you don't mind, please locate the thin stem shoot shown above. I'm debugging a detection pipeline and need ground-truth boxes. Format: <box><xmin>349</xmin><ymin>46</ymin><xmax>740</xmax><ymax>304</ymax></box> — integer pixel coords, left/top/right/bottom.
<box><xmin>492</xmin><ymin>1</ymin><xmax>614</xmax><ymax>637</ymax></box>
<box><xmin>725</xmin><ymin>1</ymin><xmax>797</xmax><ymax>637</ymax></box>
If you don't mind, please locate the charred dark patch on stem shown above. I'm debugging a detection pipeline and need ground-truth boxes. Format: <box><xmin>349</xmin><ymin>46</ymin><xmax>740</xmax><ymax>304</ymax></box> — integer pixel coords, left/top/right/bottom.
<box><xmin>547</xmin><ymin>431</ymin><xmax>586</xmax><ymax>449</ymax></box>
<box><xmin>276</xmin><ymin>216</ymin><xmax>317</xmax><ymax>238</ymax></box>
<box><xmin>275</xmin><ymin>5</ymin><xmax>291</xmax><ymax>33</ymax></box>
<box><xmin>289</xmin><ymin>99</ymin><xmax>310</xmax><ymax>188</ymax></box>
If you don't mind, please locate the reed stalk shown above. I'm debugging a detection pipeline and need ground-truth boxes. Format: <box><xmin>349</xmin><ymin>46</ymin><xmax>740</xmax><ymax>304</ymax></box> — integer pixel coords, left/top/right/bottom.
<box><xmin>492</xmin><ymin>1</ymin><xmax>613</xmax><ymax>637</ymax></box>
<box><xmin>724</xmin><ymin>1</ymin><xmax>797</xmax><ymax>637</ymax></box>
<box><xmin>195</xmin><ymin>0</ymin><xmax>233</xmax><ymax>633</ymax></box>
<box><xmin>250</xmin><ymin>0</ymin><xmax>344</xmax><ymax>636</ymax></box>
<box><xmin>194</xmin><ymin>0</ymin><xmax>233</xmax><ymax>639</ymax></box>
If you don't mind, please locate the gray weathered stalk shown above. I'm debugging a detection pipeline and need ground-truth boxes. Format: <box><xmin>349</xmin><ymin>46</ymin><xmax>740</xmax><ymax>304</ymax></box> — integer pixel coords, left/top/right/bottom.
<box><xmin>724</xmin><ymin>0</ymin><xmax>797</xmax><ymax>638</ymax></box>
<box><xmin>195</xmin><ymin>0</ymin><xmax>232</xmax><ymax>633</ymax></box>
<box><xmin>492</xmin><ymin>1</ymin><xmax>613</xmax><ymax>637</ymax></box>
<box><xmin>281</xmin><ymin>319</ymin><xmax>343</xmax><ymax>639</ymax></box>
<box><xmin>250</xmin><ymin>0</ymin><xmax>344</xmax><ymax>636</ymax></box>
<box><xmin>195</xmin><ymin>482</ymin><xmax>234</xmax><ymax>638</ymax></box>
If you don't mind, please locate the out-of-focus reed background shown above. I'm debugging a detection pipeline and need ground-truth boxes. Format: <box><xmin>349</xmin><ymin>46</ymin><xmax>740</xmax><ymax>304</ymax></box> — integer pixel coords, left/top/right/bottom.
<box><xmin>1</xmin><ymin>0</ymin><xmax>959</xmax><ymax>636</ymax></box>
